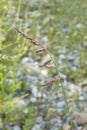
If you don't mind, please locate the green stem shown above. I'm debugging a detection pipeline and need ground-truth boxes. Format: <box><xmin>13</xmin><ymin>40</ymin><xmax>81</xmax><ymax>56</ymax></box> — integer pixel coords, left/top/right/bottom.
<box><xmin>44</xmin><ymin>49</ymin><xmax>73</xmax><ymax>129</ymax></box>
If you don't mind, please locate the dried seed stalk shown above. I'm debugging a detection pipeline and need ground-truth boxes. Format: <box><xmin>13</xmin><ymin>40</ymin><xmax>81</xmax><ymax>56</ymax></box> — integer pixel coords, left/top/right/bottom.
<box><xmin>36</xmin><ymin>47</ymin><xmax>47</xmax><ymax>53</ymax></box>
<box><xmin>39</xmin><ymin>77</ymin><xmax>60</xmax><ymax>86</ymax></box>
<box><xmin>16</xmin><ymin>28</ymin><xmax>60</xmax><ymax>86</ymax></box>
<box><xmin>39</xmin><ymin>58</ymin><xmax>51</xmax><ymax>67</ymax></box>
<box><xmin>16</xmin><ymin>29</ymin><xmax>40</xmax><ymax>46</ymax></box>
<box><xmin>46</xmin><ymin>64</ymin><xmax>56</xmax><ymax>68</ymax></box>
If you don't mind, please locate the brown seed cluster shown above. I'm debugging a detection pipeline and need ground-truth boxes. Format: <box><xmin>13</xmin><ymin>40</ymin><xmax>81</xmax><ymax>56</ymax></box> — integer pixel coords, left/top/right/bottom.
<box><xmin>36</xmin><ymin>47</ymin><xmax>47</xmax><ymax>53</ymax></box>
<box><xmin>39</xmin><ymin>78</ymin><xmax>60</xmax><ymax>86</ymax></box>
<box><xmin>16</xmin><ymin>29</ymin><xmax>59</xmax><ymax>86</ymax></box>
<box><xmin>39</xmin><ymin>58</ymin><xmax>51</xmax><ymax>67</ymax></box>
<box><xmin>16</xmin><ymin>29</ymin><xmax>40</xmax><ymax>46</ymax></box>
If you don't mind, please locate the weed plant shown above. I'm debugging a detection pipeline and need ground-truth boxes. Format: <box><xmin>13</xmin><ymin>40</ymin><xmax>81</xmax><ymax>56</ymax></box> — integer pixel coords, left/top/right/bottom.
<box><xmin>0</xmin><ymin>0</ymin><xmax>87</xmax><ymax>129</ymax></box>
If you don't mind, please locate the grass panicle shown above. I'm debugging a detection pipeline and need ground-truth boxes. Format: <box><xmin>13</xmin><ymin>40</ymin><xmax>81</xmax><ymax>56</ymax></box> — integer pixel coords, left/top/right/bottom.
<box><xmin>16</xmin><ymin>29</ymin><xmax>73</xmax><ymax>129</ymax></box>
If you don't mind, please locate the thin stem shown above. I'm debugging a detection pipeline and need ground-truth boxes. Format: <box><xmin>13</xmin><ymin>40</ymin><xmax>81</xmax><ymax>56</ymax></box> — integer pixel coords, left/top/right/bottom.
<box><xmin>16</xmin><ymin>29</ymin><xmax>73</xmax><ymax>129</ymax></box>
<box><xmin>42</xmin><ymin>47</ymin><xmax>73</xmax><ymax>129</ymax></box>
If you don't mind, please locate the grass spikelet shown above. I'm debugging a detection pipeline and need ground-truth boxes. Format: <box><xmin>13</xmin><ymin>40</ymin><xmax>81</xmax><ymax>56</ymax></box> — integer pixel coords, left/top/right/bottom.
<box><xmin>39</xmin><ymin>77</ymin><xmax>60</xmax><ymax>86</ymax></box>
<box><xmin>16</xmin><ymin>29</ymin><xmax>40</xmax><ymax>46</ymax></box>
<box><xmin>39</xmin><ymin>58</ymin><xmax>51</xmax><ymax>67</ymax></box>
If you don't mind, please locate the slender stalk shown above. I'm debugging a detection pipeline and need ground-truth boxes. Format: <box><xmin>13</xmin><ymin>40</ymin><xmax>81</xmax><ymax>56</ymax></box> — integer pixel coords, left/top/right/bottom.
<box><xmin>40</xmin><ymin>46</ymin><xmax>73</xmax><ymax>129</ymax></box>
<box><xmin>46</xmin><ymin>51</ymin><xmax>73</xmax><ymax>129</ymax></box>
<box><xmin>16</xmin><ymin>29</ymin><xmax>73</xmax><ymax>129</ymax></box>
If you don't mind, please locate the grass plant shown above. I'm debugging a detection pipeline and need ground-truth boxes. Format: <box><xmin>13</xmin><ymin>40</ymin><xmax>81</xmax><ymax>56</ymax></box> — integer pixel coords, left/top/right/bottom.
<box><xmin>0</xmin><ymin>0</ymin><xmax>87</xmax><ymax>129</ymax></box>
